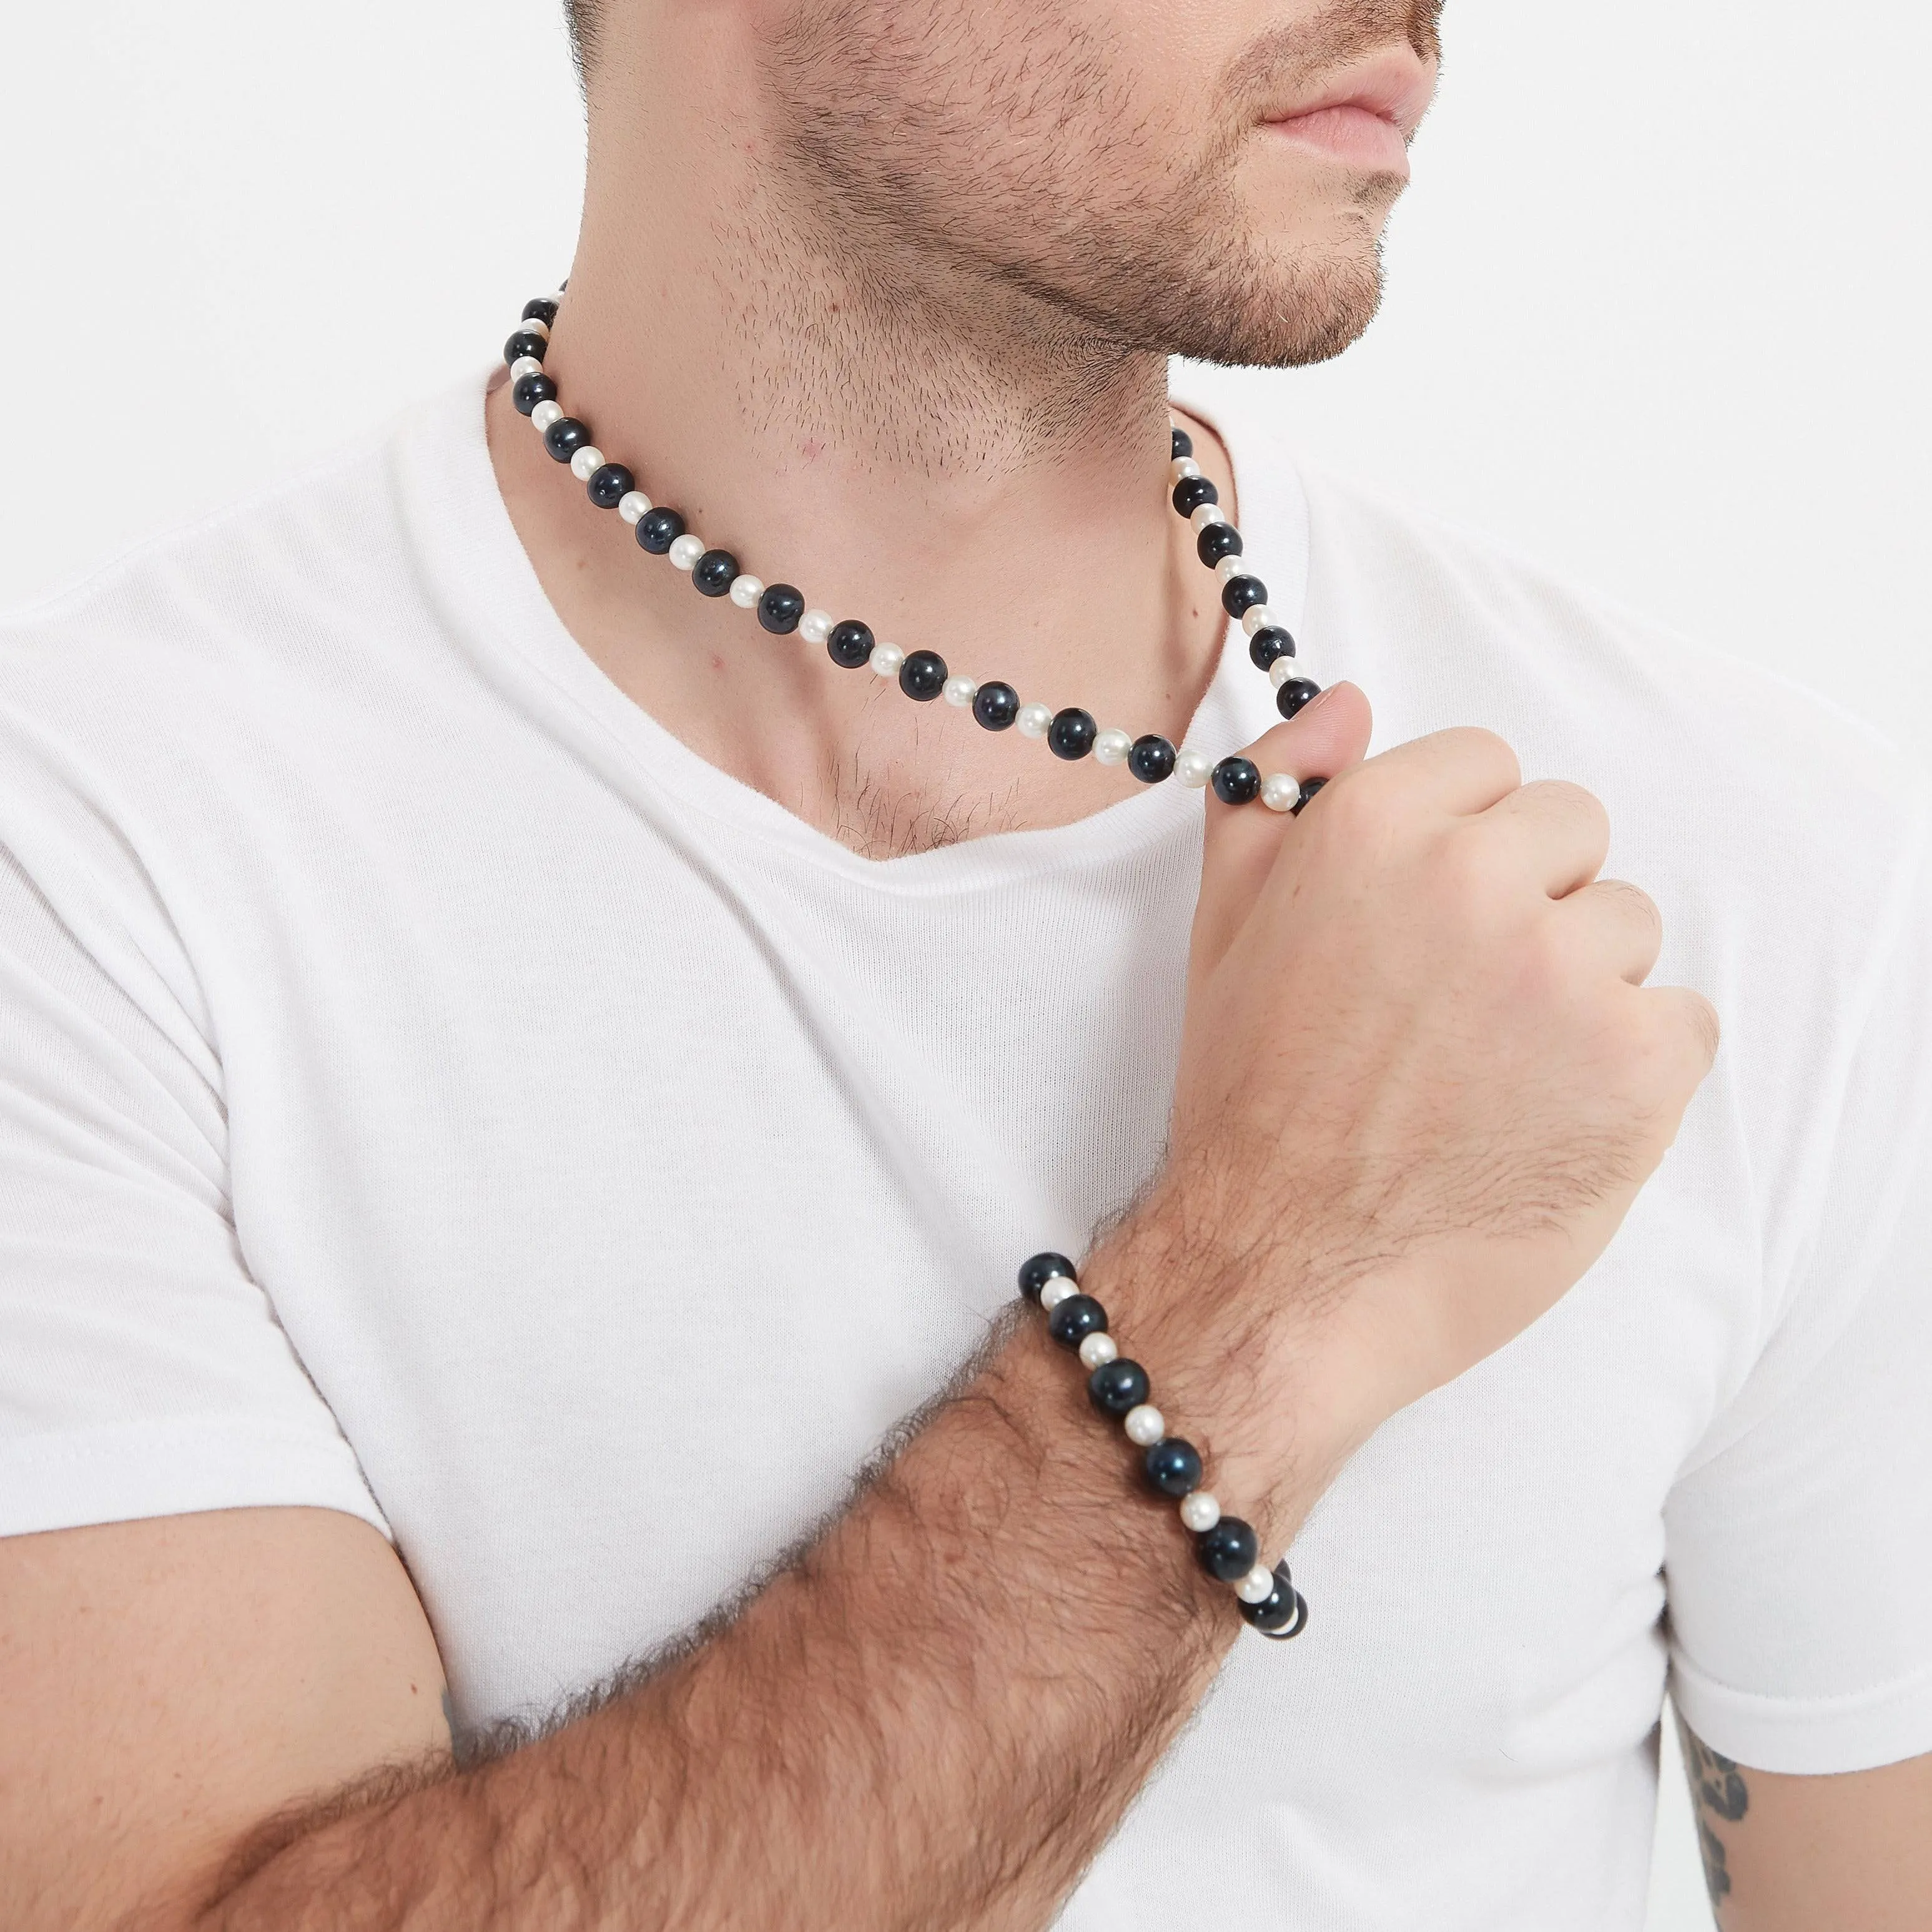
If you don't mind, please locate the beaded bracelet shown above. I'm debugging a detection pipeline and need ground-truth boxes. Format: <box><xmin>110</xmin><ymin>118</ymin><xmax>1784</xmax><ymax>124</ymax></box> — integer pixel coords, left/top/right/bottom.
<box><xmin>1018</xmin><ymin>1253</ymin><xmax>1308</xmax><ymax>1640</ymax></box>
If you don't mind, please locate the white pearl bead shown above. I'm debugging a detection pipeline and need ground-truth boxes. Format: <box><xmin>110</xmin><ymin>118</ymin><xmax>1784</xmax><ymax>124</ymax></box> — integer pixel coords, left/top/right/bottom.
<box><xmin>520</xmin><ymin>316</ymin><xmax>551</xmax><ymax>342</ymax></box>
<box><xmin>1175</xmin><ymin>749</ymin><xmax>1213</xmax><ymax>789</ymax></box>
<box><xmin>1038</xmin><ymin>1276</ymin><xmax>1077</xmax><ymax>1312</ymax></box>
<box><xmin>1017</xmin><ymin>702</ymin><xmax>1053</xmax><ymax>739</ymax></box>
<box><xmin>1190</xmin><ymin>503</ymin><xmax>1227</xmax><ymax>531</ymax></box>
<box><xmin>668</xmin><ymin>533</ymin><xmax>705</xmax><ymax>570</ymax></box>
<box><xmin>1170</xmin><ymin>456</ymin><xmax>1201</xmax><ymax>483</ymax></box>
<box><xmin>547</xmin><ymin>288</ymin><xmax>568</xmax><ymax>307</ymax></box>
<box><xmin>1236</xmin><ymin>1563</ymin><xmax>1277</xmax><ymax>1605</ymax></box>
<box><xmin>1260</xmin><ymin>772</ymin><xmax>1301</xmax><ymax>814</ymax></box>
<box><xmin>530</xmin><ymin>399</ymin><xmax>563</xmax><ymax>432</ymax></box>
<box><xmin>799</xmin><ymin>609</ymin><xmax>834</xmax><ymax>646</ymax></box>
<box><xmin>1268</xmin><ymin>656</ymin><xmax>1301</xmax><ymax>688</ymax></box>
<box><xmin>1215</xmin><ymin>554</ymin><xmax>1248</xmax><ymax>585</ymax></box>
<box><xmin>729</xmin><ymin>573</ymin><xmax>764</xmax><ymax>608</ymax></box>
<box><xmin>1093</xmin><ymin>728</ymin><xmax>1133</xmax><ymax>767</ymax></box>
<box><xmin>1123</xmin><ymin>1404</ymin><xmax>1165</xmax><ymax>1447</ymax></box>
<box><xmin>871</xmin><ymin>643</ymin><xmax>907</xmax><ymax>677</ymax></box>
<box><xmin>943</xmin><ymin>675</ymin><xmax>978</xmax><ymax>707</ymax></box>
<box><xmin>1241</xmin><ymin>605</ymin><xmax>1276</xmax><ymax>636</ymax></box>
<box><xmin>618</xmin><ymin>490</ymin><xmax>651</xmax><ymax>524</ymax></box>
<box><xmin>1180</xmin><ymin>1491</ymin><xmax>1221</xmax><ymax>1533</ymax></box>
<box><xmin>569</xmin><ymin>445</ymin><xmax>605</xmax><ymax>482</ymax></box>
<box><xmin>508</xmin><ymin>355</ymin><xmax>543</xmax><ymax>382</ymax></box>
<box><xmin>1078</xmin><ymin>1331</ymin><xmax>1118</xmax><ymax>1370</ymax></box>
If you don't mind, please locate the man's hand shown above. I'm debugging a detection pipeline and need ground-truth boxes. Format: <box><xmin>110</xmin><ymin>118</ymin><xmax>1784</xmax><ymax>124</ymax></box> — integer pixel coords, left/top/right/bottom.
<box><xmin>1097</xmin><ymin>703</ymin><xmax>1719</xmax><ymax>1510</ymax></box>
<box><xmin>0</xmin><ymin>691</ymin><xmax>1721</xmax><ymax>1930</ymax></box>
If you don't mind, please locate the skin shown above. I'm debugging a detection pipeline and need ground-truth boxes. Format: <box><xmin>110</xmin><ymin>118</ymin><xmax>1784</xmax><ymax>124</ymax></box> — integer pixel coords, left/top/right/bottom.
<box><xmin>0</xmin><ymin>0</ymin><xmax>1921</xmax><ymax>1925</ymax></box>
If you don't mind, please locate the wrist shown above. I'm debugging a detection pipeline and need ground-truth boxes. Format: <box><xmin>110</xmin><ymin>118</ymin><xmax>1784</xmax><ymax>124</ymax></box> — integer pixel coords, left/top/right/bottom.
<box><xmin>1073</xmin><ymin>1201</ymin><xmax>1389</xmax><ymax>1552</ymax></box>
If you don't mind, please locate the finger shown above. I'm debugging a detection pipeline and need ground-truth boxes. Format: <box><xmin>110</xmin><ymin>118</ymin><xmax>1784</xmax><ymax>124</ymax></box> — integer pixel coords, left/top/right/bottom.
<box><xmin>1358</xmin><ymin>726</ymin><xmax>1521</xmax><ymax>817</ymax></box>
<box><xmin>1196</xmin><ymin>681</ymin><xmax>1372</xmax><ymax>973</ymax></box>
<box><xmin>1644</xmin><ymin>983</ymin><xmax>1723</xmax><ymax>1085</ymax></box>
<box><xmin>1481</xmin><ymin>780</ymin><xmax>1611</xmax><ymax>898</ymax></box>
<box><xmin>1557</xmin><ymin>878</ymin><xmax>1663</xmax><ymax>984</ymax></box>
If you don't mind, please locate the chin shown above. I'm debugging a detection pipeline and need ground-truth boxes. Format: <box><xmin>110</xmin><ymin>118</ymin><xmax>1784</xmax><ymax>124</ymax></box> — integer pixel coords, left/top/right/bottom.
<box><xmin>1160</xmin><ymin>230</ymin><xmax>1389</xmax><ymax>370</ymax></box>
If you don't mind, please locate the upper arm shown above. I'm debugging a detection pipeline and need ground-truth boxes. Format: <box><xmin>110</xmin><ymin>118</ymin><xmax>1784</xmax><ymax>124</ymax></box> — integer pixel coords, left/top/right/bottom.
<box><xmin>0</xmin><ymin>714</ymin><xmax>452</xmax><ymax>1919</ymax></box>
<box><xmin>0</xmin><ymin>1506</ymin><xmax>451</xmax><ymax>1930</ymax></box>
<box><xmin>1676</xmin><ymin>1724</ymin><xmax>1932</xmax><ymax>1930</ymax></box>
<box><xmin>1662</xmin><ymin>840</ymin><xmax>1932</xmax><ymax>1780</ymax></box>
<box><xmin>1660</xmin><ymin>843</ymin><xmax>1932</xmax><ymax>1925</ymax></box>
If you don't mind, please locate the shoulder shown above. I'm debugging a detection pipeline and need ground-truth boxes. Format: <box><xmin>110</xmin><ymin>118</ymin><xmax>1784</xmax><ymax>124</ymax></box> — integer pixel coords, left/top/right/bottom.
<box><xmin>1</xmin><ymin>426</ymin><xmax>397</xmax><ymax>728</ymax></box>
<box><xmin>0</xmin><ymin>380</ymin><xmax>488</xmax><ymax>772</ymax></box>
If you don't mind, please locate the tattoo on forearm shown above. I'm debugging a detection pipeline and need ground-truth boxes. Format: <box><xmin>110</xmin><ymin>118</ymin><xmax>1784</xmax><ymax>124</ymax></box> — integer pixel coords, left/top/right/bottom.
<box><xmin>1681</xmin><ymin>1726</ymin><xmax>1750</xmax><ymax>1914</ymax></box>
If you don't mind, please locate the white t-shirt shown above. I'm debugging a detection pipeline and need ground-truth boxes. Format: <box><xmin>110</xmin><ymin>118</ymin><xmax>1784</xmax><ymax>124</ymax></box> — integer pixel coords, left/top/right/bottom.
<box><xmin>2</xmin><ymin>373</ymin><xmax>1928</xmax><ymax>1931</ymax></box>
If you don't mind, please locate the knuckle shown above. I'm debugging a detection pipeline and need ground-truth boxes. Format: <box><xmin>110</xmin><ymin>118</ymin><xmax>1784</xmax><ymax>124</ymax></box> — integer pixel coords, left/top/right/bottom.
<box><xmin>1444</xmin><ymin>725</ymin><xmax>1522</xmax><ymax>787</ymax></box>
<box><xmin>1598</xmin><ymin>877</ymin><xmax>1662</xmax><ymax>936</ymax></box>
<box><xmin>1684</xmin><ymin>991</ymin><xmax>1723</xmax><ymax>1064</ymax></box>
<box><xmin>1530</xmin><ymin>778</ymin><xmax>1610</xmax><ymax>836</ymax></box>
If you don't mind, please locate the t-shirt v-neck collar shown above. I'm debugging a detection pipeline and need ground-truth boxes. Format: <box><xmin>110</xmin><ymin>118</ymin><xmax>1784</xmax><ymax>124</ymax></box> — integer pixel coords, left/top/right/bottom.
<box><xmin>394</xmin><ymin>370</ymin><xmax>1310</xmax><ymax>897</ymax></box>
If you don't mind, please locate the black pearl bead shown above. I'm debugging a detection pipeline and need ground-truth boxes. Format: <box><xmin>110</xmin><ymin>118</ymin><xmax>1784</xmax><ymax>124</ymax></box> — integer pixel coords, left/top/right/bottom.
<box><xmin>1017</xmin><ymin>1252</ymin><xmax>1077</xmax><ymax>1303</ymax></box>
<box><xmin>636</xmin><ymin>507</ymin><xmax>686</xmax><ymax>554</ymax></box>
<box><xmin>1239</xmin><ymin>1566</ymin><xmax>1308</xmax><ymax>1637</ymax></box>
<box><xmin>1046</xmin><ymin>1294</ymin><xmax>1108</xmax><ymax>1349</ymax></box>
<box><xmin>543</xmin><ymin>417</ymin><xmax>591</xmax><ymax>463</ymax></box>
<box><xmin>1128</xmin><ymin>735</ymin><xmax>1176</xmax><ymax>784</ymax></box>
<box><xmin>1048</xmin><ymin>708</ymin><xmax>1097</xmax><ymax>761</ymax></box>
<box><xmin>1170</xmin><ymin>426</ymin><xmax>1193</xmax><ymax>461</ymax></box>
<box><xmin>1293</xmin><ymin>777</ymin><xmax>1326</xmax><ymax>816</ymax></box>
<box><xmin>758</xmin><ymin>584</ymin><xmax>806</xmax><ymax>634</ymax></box>
<box><xmin>1088</xmin><ymin>1358</ymin><xmax>1150</xmax><ymax>1416</ymax></box>
<box><xmin>973</xmin><ymin>681</ymin><xmax>1020</xmax><ymax>731</ymax></box>
<box><xmin>1196</xmin><ymin>523</ymin><xmax>1243</xmax><ymax>567</ymax></box>
<box><xmin>1196</xmin><ymin>1515</ymin><xmax>1259</xmax><ymax>1583</ymax></box>
<box><xmin>694</xmin><ymin>549</ymin><xmax>739</xmax><ymax>597</ymax></box>
<box><xmin>827</xmin><ymin>619</ymin><xmax>875</xmax><ymax>668</ymax></box>
<box><xmin>1211</xmin><ymin>756</ymin><xmax>1261</xmax><ymax>806</ymax></box>
<box><xmin>586</xmin><ymin>463</ymin><xmax>634</xmax><ymax>510</ymax></box>
<box><xmin>1248</xmin><ymin>626</ymin><xmax>1294</xmax><ymax>671</ymax></box>
<box><xmin>1275</xmin><ymin>677</ymin><xmax>1321</xmax><ymax>721</ymax></box>
<box><xmin>522</xmin><ymin>297</ymin><xmax>559</xmax><ymax>325</ymax></box>
<box><xmin>511</xmin><ymin>372</ymin><xmax>557</xmax><ymax>416</ymax></box>
<box><xmin>1143</xmin><ymin>1436</ymin><xmax>1203</xmax><ymax>1498</ymax></box>
<box><xmin>1220</xmin><ymin>574</ymin><xmax>1268</xmax><ymax>618</ymax></box>
<box><xmin>1172</xmin><ymin>475</ymin><xmax>1219</xmax><ymax>516</ymax></box>
<box><xmin>899</xmin><ymin>650</ymin><xmax>948</xmax><ymax>701</ymax></box>
<box><xmin>504</xmin><ymin>329</ymin><xmax>549</xmax><ymax>367</ymax></box>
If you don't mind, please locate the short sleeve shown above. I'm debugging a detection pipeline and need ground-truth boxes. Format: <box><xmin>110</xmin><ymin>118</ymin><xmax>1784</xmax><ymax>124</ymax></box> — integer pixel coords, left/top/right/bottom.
<box><xmin>0</xmin><ymin>757</ymin><xmax>387</xmax><ymax>1541</ymax></box>
<box><xmin>1663</xmin><ymin>823</ymin><xmax>1932</xmax><ymax>1774</ymax></box>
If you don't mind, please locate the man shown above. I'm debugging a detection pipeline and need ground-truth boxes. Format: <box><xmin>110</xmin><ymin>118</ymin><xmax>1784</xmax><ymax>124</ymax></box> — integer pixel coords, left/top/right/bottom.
<box><xmin>1</xmin><ymin>0</ymin><xmax>1927</xmax><ymax>1925</ymax></box>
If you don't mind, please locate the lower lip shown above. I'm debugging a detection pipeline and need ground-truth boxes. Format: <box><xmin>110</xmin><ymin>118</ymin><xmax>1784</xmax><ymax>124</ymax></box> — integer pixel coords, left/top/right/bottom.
<box><xmin>1265</xmin><ymin>103</ymin><xmax>1410</xmax><ymax>177</ymax></box>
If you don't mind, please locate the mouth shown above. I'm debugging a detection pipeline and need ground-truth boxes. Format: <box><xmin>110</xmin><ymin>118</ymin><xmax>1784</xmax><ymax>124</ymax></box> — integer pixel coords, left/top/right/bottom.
<box><xmin>1259</xmin><ymin>45</ymin><xmax>1437</xmax><ymax>177</ymax></box>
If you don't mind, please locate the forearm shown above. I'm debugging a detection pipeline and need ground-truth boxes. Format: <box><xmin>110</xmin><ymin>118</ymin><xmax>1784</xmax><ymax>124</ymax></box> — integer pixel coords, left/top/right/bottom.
<box><xmin>189</xmin><ymin>1267</ymin><xmax>1336</xmax><ymax>1932</ymax></box>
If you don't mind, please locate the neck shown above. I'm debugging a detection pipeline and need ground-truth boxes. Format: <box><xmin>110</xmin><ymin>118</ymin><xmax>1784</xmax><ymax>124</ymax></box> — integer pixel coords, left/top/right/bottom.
<box><xmin>486</xmin><ymin>21</ymin><xmax>1234</xmax><ymax>858</ymax></box>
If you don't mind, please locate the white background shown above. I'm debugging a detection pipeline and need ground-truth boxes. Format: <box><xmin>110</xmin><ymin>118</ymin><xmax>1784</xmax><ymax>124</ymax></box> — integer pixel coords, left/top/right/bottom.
<box><xmin>4</xmin><ymin>3</ymin><xmax>1928</xmax><ymax>1923</ymax></box>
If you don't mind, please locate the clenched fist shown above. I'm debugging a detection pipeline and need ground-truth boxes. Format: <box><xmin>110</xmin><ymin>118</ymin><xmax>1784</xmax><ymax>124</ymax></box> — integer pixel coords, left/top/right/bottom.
<box><xmin>1097</xmin><ymin>685</ymin><xmax>1719</xmax><ymax>1513</ymax></box>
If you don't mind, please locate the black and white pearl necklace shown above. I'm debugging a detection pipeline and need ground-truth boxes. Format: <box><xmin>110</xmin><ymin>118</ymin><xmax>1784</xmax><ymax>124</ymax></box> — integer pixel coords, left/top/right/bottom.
<box><xmin>507</xmin><ymin>294</ymin><xmax>1313</xmax><ymax>1639</ymax></box>
<box><xmin>504</xmin><ymin>294</ymin><xmax>1328</xmax><ymax>816</ymax></box>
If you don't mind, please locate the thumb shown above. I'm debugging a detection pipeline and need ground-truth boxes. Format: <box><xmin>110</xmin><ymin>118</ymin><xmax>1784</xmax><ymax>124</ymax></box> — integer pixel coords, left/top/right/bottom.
<box><xmin>1194</xmin><ymin>680</ymin><xmax>1372</xmax><ymax>974</ymax></box>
